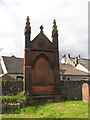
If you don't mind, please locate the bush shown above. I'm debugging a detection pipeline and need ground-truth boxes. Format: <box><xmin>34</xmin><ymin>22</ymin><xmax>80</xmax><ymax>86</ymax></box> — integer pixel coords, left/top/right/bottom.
<box><xmin>2</xmin><ymin>92</ymin><xmax>26</xmax><ymax>104</ymax></box>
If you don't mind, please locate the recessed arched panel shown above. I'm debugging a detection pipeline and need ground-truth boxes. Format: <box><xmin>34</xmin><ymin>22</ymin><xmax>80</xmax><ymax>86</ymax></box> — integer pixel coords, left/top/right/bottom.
<box><xmin>31</xmin><ymin>57</ymin><xmax>54</xmax><ymax>86</ymax></box>
<box><xmin>32</xmin><ymin>53</ymin><xmax>54</xmax><ymax>69</ymax></box>
<box><xmin>31</xmin><ymin>56</ymin><xmax>54</xmax><ymax>95</ymax></box>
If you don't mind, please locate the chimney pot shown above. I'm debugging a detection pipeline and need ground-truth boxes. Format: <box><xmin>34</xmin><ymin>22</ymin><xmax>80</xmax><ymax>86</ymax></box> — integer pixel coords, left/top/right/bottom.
<box><xmin>78</xmin><ymin>55</ymin><xmax>80</xmax><ymax>59</ymax></box>
<box><xmin>75</xmin><ymin>57</ymin><xmax>78</xmax><ymax>66</ymax></box>
<box><xmin>67</xmin><ymin>54</ymin><xmax>70</xmax><ymax>59</ymax></box>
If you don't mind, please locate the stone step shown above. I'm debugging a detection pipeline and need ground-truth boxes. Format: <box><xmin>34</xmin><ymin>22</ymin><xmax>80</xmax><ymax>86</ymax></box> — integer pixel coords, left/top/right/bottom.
<box><xmin>26</xmin><ymin>95</ymin><xmax>61</xmax><ymax>104</ymax></box>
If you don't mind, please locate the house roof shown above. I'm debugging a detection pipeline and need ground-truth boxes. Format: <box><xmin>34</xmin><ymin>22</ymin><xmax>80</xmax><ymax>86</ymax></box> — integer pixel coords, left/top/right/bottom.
<box><xmin>60</xmin><ymin>64</ymin><xmax>88</xmax><ymax>76</ymax></box>
<box><xmin>2</xmin><ymin>55</ymin><xmax>24</xmax><ymax>74</ymax></box>
<box><xmin>78</xmin><ymin>58</ymin><xmax>90</xmax><ymax>70</ymax></box>
<box><xmin>70</xmin><ymin>57</ymin><xmax>90</xmax><ymax>70</ymax></box>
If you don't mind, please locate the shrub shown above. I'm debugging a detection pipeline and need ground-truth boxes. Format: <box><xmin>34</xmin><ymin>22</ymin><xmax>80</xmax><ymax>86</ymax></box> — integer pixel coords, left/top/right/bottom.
<box><xmin>2</xmin><ymin>92</ymin><xmax>26</xmax><ymax>104</ymax></box>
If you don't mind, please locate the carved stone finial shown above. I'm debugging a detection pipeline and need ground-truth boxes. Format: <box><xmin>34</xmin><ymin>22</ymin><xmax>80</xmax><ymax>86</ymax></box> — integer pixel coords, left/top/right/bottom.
<box><xmin>24</xmin><ymin>16</ymin><xmax>31</xmax><ymax>34</ymax></box>
<box><xmin>40</xmin><ymin>25</ymin><xmax>44</xmax><ymax>33</ymax></box>
<box><xmin>52</xmin><ymin>19</ymin><xmax>58</xmax><ymax>36</ymax></box>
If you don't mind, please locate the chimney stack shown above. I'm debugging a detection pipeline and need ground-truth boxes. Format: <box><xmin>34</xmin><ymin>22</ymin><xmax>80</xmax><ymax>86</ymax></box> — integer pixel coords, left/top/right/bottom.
<box><xmin>78</xmin><ymin>55</ymin><xmax>80</xmax><ymax>59</ymax></box>
<box><xmin>67</xmin><ymin>54</ymin><xmax>70</xmax><ymax>59</ymax></box>
<box><xmin>75</xmin><ymin>57</ymin><xmax>78</xmax><ymax>66</ymax></box>
<box><xmin>61</xmin><ymin>54</ymin><xmax>66</xmax><ymax>64</ymax></box>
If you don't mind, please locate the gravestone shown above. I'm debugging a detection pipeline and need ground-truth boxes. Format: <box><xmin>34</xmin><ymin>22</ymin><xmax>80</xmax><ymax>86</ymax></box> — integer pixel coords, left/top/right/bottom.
<box><xmin>23</xmin><ymin>16</ymin><xmax>60</xmax><ymax>101</ymax></box>
<box><xmin>82</xmin><ymin>83</ymin><xmax>90</xmax><ymax>102</ymax></box>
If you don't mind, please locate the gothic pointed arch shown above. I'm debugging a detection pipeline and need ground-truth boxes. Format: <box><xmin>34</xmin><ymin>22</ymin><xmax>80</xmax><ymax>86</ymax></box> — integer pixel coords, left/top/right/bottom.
<box><xmin>32</xmin><ymin>53</ymin><xmax>54</xmax><ymax>69</ymax></box>
<box><xmin>31</xmin><ymin>53</ymin><xmax>54</xmax><ymax>87</ymax></box>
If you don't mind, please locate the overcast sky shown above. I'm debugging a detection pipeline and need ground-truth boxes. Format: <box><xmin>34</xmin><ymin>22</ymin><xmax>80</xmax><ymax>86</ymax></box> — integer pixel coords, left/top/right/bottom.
<box><xmin>0</xmin><ymin>0</ymin><xmax>89</xmax><ymax>58</ymax></box>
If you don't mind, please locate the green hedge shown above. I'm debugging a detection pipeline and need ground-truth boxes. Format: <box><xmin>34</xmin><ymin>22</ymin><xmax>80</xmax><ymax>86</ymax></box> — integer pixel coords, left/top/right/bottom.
<box><xmin>2</xmin><ymin>92</ymin><xmax>26</xmax><ymax>104</ymax></box>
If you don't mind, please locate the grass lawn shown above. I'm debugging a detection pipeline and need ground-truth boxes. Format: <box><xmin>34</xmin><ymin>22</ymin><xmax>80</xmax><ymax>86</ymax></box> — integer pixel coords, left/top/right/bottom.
<box><xmin>2</xmin><ymin>100</ymin><xmax>88</xmax><ymax>119</ymax></box>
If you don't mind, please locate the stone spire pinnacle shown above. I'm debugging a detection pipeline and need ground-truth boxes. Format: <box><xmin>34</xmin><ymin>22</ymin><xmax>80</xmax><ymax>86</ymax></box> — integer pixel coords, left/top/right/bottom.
<box><xmin>52</xmin><ymin>19</ymin><xmax>58</xmax><ymax>36</ymax></box>
<box><xmin>40</xmin><ymin>25</ymin><xmax>44</xmax><ymax>33</ymax></box>
<box><xmin>24</xmin><ymin>16</ymin><xmax>31</xmax><ymax>34</ymax></box>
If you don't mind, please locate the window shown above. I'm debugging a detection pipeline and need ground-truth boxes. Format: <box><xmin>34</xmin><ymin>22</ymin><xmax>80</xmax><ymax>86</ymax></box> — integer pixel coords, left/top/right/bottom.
<box><xmin>16</xmin><ymin>76</ymin><xmax>23</xmax><ymax>81</ymax></box>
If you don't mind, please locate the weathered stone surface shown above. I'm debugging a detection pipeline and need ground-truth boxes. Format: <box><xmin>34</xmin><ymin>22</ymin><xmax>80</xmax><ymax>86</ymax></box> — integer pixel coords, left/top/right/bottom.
<box><xmin>82</xmin><ymin>83</ymin><xmax>90</xmax><ymax>102</ymax></box>
<box><xmin>24</xmin><ymin>18</ymin><xmax>60</xmax><ymax>98</ymax></box>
